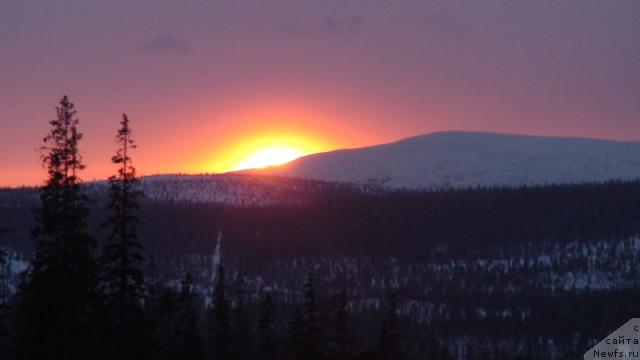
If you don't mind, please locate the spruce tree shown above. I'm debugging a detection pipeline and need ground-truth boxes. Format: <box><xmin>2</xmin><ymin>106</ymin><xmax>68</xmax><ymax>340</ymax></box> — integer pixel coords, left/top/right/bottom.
<box><xmin>379</xmin><ymin>292</ymin><xmax>402</xmax><ymax>360</ymax></box>
<box><xmin>0</xmin><ymin>228</ymin><xmax>8</xmax><ymax>304</ymax></box>
<box><xmin>146</xmin><ymin>286</ymin><xmax>181</xmax><ymax>360</ymax></box>
<box><xmin>209</xmin><ymin>264</ymin><xmax>231</xmax><ymax>359</ymax></box>
<box><xmin>287</xmin><ymin>306</ymin><xmax>304</xmax><ymax>360</ymax></box>
<box><xmin>145</xmin><ymin>251</ymin><xmax>163</xmax><ymax>300</ymax></box>
<box><xmin>12</xmin><ymin>96</ymin><xmax>99</xmax><ymax>359</ymax></box>
<box><xmin>325</xmin><ymin>288</ymin><xmax>351</xmax><ymax>360</ymax></box>
<box><xmin>99</xmin><ymin>114</ymin><xmax>149</xmax><ymax>359</ymax></box>
<box><xmin>0</xmin><ymin>228</ymin><xmax>8</xmax><ymax>359</ymax></box>
<box><xmin>176</xmin><ymin>273</ymin><xmax>206</xmax><ymax>360</ymax></box>
<box><xmin>231</xmin><ymin>269</ymin><xmax>252</xmax><ymax>360</ymax></box>
<box><xmin>301</xmin><ymin>272</ymin><xmax>321</xmax><ymax>360</ymax></box>
<box><xmin>257</xmin><ymin>293</ymin><xmax>277</xmax><ymax>360</ymax></box>
<box><xmin>423</xmin><ymin>332</ymin><xmax>450</xmax><ymax>360</ymax></box>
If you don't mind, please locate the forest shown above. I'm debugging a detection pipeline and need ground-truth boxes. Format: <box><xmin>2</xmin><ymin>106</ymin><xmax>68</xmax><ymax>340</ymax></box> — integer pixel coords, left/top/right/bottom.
<box><xmin>2</xmin><ymin>97</ymin><xmax>640</xmax><ymax>359</ymax></box>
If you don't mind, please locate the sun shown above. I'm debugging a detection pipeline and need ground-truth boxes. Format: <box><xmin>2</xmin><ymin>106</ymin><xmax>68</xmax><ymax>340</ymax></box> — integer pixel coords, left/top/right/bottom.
<box><xmin>201</xmin><ymin>131</ymin><xmax>329</xmax><ymax>174</ymax></box>
<box><xmin>233</xmin><ymin>145</ymin><xmax>305</xmax><ymax>170</ymax></box>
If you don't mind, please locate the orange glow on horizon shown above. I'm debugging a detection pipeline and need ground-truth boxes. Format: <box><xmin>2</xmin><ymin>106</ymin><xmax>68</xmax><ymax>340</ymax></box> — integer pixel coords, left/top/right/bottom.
<box><xmin>200</xmin><ymin>132</ymin><xmax>327</xmax><ymax>173</ymax></box>
<box><xmin>0</xmin><ymin>100</ymin><xmax>375</xmax><ymax>187</ymax></box>
<box><xmin>233</xmin><ymin>145</ymin><xmax>304</xmax><ymax>170</ymax></box>
<box><xmin>189</xmin><ymin>101</ymin><xmax>359</xmax><ymax>174</ymax></box>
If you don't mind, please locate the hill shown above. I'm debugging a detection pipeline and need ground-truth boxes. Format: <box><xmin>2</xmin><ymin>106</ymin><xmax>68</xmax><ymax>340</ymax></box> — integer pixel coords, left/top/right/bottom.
<box><xmin>257</xmin><ymin>131</ymin><xmax>640</xmax><ymax>188</ymax></box>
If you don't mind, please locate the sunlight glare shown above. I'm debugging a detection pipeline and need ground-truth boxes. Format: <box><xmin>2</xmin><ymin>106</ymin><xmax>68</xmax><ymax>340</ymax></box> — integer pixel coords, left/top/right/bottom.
<box><xmin>233</xmin><ymin>145</ymin><xmax>305</xmax><ymax>170</ymax></box>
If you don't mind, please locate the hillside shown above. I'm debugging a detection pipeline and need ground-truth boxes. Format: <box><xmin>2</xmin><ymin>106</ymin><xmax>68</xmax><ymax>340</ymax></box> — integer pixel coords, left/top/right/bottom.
<box><xmin>257</xmin><ymin>131</ymin><xmax>640</xmax><ymax>189</ymax></box>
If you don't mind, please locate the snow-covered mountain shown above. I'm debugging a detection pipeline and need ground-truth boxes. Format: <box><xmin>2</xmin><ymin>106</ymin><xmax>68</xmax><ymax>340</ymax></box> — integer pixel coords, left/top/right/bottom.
<box><xmin>257</xmin><ymin>131</ymin><xmax>640</xmax><ymax>189</ymax></box>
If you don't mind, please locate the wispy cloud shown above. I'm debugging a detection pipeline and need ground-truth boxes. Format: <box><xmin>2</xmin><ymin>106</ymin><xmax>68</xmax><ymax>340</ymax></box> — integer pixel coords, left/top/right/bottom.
<box><xmin>142</xmin><ymin>32</ymin><xmax>190</xmax><ymax>54</ymax></box>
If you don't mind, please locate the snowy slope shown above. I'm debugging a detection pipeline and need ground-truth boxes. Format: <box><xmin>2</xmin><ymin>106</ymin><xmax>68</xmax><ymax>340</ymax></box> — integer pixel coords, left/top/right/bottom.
<box><xmin>0</xmin><ymin>174</ymin><xmax>363</xmax><ymax>208</ymax></box>
<box><xmin>258</xmin><ymin>131</ymin><xmax>640</xmax><ymax>189</ymax></box>
<box><xmin>92</xmin><ymin>174</ymin><xmax>348</xmax><ymax>205</ymax></box>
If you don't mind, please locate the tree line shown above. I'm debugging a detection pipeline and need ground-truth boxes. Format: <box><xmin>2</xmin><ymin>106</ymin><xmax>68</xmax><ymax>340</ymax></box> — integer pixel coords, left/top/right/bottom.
<box><xmin>0</xmin><ymin>96</ymin><xmax>447</xmax><ymax>359</ymax></box>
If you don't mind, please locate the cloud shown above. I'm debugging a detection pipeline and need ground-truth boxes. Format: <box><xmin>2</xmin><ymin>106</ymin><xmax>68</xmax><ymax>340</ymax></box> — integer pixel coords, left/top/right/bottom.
<box><xmin>142</xmin><ymin>32</ymin><xmax>190</xmax><ymax>54</ymax></box>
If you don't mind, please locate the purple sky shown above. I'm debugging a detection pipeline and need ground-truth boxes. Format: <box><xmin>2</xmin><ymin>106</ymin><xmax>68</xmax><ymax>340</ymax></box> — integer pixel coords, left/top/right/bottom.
<box><xmin>2</xmin><ymin>0</ymin><xmax>639</xmax><ymax>186</ymax></box>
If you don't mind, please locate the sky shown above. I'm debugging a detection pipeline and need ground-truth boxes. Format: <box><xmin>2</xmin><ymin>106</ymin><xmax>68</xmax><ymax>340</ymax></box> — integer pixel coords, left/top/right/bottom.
<box><xmin>1</xmin><ymin>0</ymin><xmax>639</xmax><ymax>186</ymax></box>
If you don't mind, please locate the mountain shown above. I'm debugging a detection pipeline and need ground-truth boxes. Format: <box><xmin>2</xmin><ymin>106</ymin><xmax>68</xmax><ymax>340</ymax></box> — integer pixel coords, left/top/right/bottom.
<box><xmin>257</xmin><ymin>131</ymin><xmax>640</xmax><ymax>189</ymax></box>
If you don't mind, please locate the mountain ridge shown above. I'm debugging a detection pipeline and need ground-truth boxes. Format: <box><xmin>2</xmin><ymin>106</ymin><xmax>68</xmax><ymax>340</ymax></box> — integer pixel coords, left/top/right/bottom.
<box><xmin>254</xmin><ymin>131</ymin><xmax>640</xmax><ymax>189</ymax></box>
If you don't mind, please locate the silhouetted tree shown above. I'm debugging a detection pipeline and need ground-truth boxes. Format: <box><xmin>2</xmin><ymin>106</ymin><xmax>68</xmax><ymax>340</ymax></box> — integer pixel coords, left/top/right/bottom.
<box><xmin>231</xmin><ymin>269</ymin><xmax>252</xmax><ymax>360</ymax></box>
<box><xmin>422</xmin><ymin>332</ymin><xmax>450</xmax><ymax>360</ymax></box>
<box><xmin>209</xmin><ymin>265</ymin><xmax>231</xmax><ymax>359</ymax></box>
<box><xmin>176</xmin><ymin>273</ymin><xmax>206</xmax><ymax>360</ymax></box>
<box><xmin>145</xmin><ymin>250</ymin><xmax>163</xmax><ymax>302</ymax></box>
<box><xmin>257</xmin><ymin>293</ymin><xmax>277</xmax><ymax>360</ymax></box>
<box><xmin>301</xmin><ymin>272</ymin><xmax>322</xmax><ymax>360</ymax></box>
<box><xmin>0</xmin><ymin>228</ymin><xmax>8</xmax><ymax>359</ymax></box>
<box><xmin>99</xmin><ymin>114</ymin><xmax>149</xmax><ymax>359</ymax></box>
<box><xmin>0</xmin><ymin>229</ymin><xmax>7</xmax><ymax>302</ymax></box>
<box><xmin>12</xmin><ymin>95</ymin><xmax>99</xmax><ymax>359</ymax></box>
<box><xmin>325</xmin><ymin>288</ymin><xmax>352</xmax><ymax>360</ymax></box>
<box><xmin>146</xmin><ymin>286</ymin><xmax>181</xmax><ymax>360</ymax></box>
<box><xmin>379</xmin><ymin>292</ymin><xmax>402</xmax><ymax>360</ymax></box>
<box><xmin>287</xmin><ymin>306</ymin><xmax>304</xmax><ymax>360</ymax></box>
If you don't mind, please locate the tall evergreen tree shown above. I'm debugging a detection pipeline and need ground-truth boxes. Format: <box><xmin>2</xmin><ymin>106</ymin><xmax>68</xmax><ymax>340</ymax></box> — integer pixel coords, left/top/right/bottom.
<box><xmin>12</xmin><ymin>96</ymin><xmax>99</xmax><ymax>359</ymax></box>
<box><xmin>145</xmin><ymin>250</ymin><xmax>163</xmax><ymax>299</ymax></box>
<box><xmin>422</xmin><ymin>332</ymin><xmax>450</xmax><ymax>360</ymax></box>
<box><xmin>99</xmin><ymin>114</ymin><xmax>149</xmax><ymax>359</ymax></box>
<box><xmin>379</xmin><ymin>292</ymin><xmax>403</xmax><ymax>360</ymax></box>
<box><xmin>257</xmin><ymin>293</ymin><xmax>277</xmax><ymax>360</ymax></box>
<box><xmin>301</xmin><ymin>272</ymin><xmax>322</xmax><ymax>360</ymax></box>
<box><xmin>0</xmin><ymin>228</ymin><xmax>8</xmax><ymax>359</ymax></box>
<box><xmin>287</xmin><ymin>306</ymin><xmax>304</xmax><ymax>360</ymax></box>
<box><xmin>176</xmin><ymin>273</ymin><xmax>206</xmax><ymax>360</ymax></box>
<box><xmin>209</xmin><ymin>264</ymin><xmax>231</xmax><ymax>359</ymax></box>
<box><xmin>231</xmin><ymin>269</ymin><xmax>252</xmax><ymax>360</ymax></box>
<box><xmin>0</xmin><ymin>229</ymin><xmax>8</xmax><ymax>305</ymax></box>
<box><xmin>325</xmin><ymin>288</ymin><xmax>351</xmax><ymax>360</ymax></box>
<box><xmin>146</xmin><ymin>286</ymin><xmax>181</xmax><ymax>360</ymax></box>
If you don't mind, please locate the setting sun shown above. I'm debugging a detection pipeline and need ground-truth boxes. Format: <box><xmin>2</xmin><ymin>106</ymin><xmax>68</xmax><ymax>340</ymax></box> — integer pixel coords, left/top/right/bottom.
<box><xmin>233</xmin><ymin>145</ymin><xmax>305</xmax><ymax>170</ymax></box>
<box><xmin>200</xmin><ymin>132</ymin><xmax>328</xmax><ymax>174</ymax></box>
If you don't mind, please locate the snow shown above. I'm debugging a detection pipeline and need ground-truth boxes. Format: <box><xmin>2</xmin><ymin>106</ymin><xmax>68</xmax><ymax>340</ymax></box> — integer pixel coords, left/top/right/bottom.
<box><xmin>7</xmin><ymin>131</ymin><xmax>638</xmax><ymax>205</ymax></box>
<box><xmin>125</xmin><ymin>173</ymin><xmax>347</xmax><ymax>205</ymax></box>
<box><xmin>259</xmin><ymin>131</ymin><xmax>640</xmax><ymax>189</ymax></box>
<box><xmin>211</xmin><ymin>230</ymin><xmax>222</xmax><ymax>283</ymax></box>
